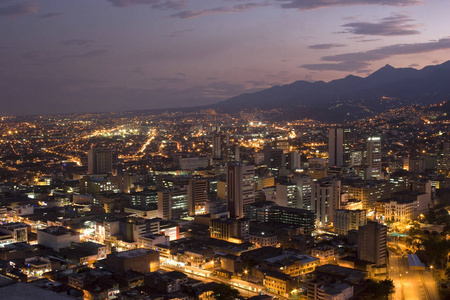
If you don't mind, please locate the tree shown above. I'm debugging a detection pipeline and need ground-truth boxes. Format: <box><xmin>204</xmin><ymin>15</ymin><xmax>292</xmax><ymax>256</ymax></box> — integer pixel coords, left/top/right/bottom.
<box><xmin>211</xmin><ymin>283</ymin><xmax>240</xmax><ymax>300</ymax></box>
<box><xmin>363</xmin><ymin>279</ymin><xmax>395</xmax><ymax>300</ymax></box>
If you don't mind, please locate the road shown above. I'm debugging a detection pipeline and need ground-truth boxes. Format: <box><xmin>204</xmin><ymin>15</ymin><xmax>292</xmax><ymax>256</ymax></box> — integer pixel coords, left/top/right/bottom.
<box><xmin>389</xmin><ymin>250</ymin><xmax>440</xmax><ymax>300</ymax></box>
<box><xmin>160</xmin><ymin>264</ymin><xmax>289</xmax><ymax>299</ymax></box>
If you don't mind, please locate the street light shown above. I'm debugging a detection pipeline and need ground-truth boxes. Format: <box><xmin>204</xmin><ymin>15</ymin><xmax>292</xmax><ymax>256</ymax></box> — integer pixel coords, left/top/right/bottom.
<box><xmin>291</xmin><ymin>289</ymin><xmax>298</xmax><ymax>300</ymax></box>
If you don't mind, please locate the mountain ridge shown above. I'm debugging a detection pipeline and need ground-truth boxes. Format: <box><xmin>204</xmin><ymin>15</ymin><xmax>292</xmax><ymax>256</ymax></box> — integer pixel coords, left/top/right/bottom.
<box><xmin>208</xmin><ymin>60</ymin><xmax>450</xmax><ymax>121</ymax></box>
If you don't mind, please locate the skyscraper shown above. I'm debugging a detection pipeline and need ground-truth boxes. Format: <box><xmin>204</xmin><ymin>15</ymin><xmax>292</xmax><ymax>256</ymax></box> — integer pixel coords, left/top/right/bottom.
<box><xmin>328</xmin><ymin>128</ymin><xmax>350</xmax><ymax>167</ymax></box>
<box><xmin>87</xmin><ymin>148</ymin><xmax>113</xmax><ymax>175</ymax></box>
<box><xmin>212</xmin><ymin>133</ymin><xmax>229</xmax><ymax>160</ymax></box>
<box><xmin>312</xmin><ymin>179</ymin><xmax>341</xmax><ymax>228</ymax></box>
<box><xmin>227</xmin><ymin>162</ymin><xmax>255</xmax><ymax>218</ymax></box>
<box><xmin>367</xmin><ymin>136</ymin><xmax>382</xmax><ymax>179</ymax></box>
<box><xmin>357</xmin><ymin>221</ymin><xmax>387</xmax><ymax>265</ymax></box>
<box><xmin>188</xmin><ymin>177</ymin><xmax>208</xmax><ymax>216</ymax></box>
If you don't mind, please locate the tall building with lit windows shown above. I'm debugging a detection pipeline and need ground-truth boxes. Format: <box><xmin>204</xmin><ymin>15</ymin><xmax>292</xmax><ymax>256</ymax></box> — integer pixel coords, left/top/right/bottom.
<box><xmin>88</xmin><ymin>147</ymin><xmax>113</xmax><ymax>175</ymax></box>
<box><xmin>328</xmin><ymin>128</ymin><xmax>351</xmax><ymax>167</ymax></box>
<box><xmin>367</xmin><ymin>136</ymin><xmax>382</xmax><ymax>179</ymax></box>
<box><xmin>188</xmin><ymin>177</ymin><xmax>208</xmax><ymax>216</ymax></box>
<box><xmin>227</xmin><ymin>162</ymin><xmax>255</xmax><ymax>218</ymax></box>
<box><xmin>312</xmin><ymin>179</ymin><xmax>341</xmax><ymax>228</ymax></box>
<box><xmin>158</xmin><ymin>187</ymin><xmax>189</xmax><ymax>220</ymax></box>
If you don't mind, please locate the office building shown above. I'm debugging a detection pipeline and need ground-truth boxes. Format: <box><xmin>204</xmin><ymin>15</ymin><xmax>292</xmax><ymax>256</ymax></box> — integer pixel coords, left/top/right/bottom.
<box><xmin>158</xmin><ymin>187</ymin><xmax>189</xmax><ymax>220</ymax></box>
<box><xmin>87</xmin><ymin>148</ymin><xmax>113</xmax><ymax>175</ymax></box>
<box><xmin>212</xmin><ymin>133</ymin><xmax>228</xmax><ymax>160</ymax></box>
<box><xmin>292</xmin><ymin>174</ymin><xmax>312</xmax><ymax>210</ymax></box>
<box><xmin>227</xmin><ymin>162</ymin><xmax>255</xmax><ymax>218</ymax></box>
<box><xmin>328</xmin><ymin>128</ymin><xmax>350</xmax><ymax>167</ymax></box>
<box><xmin>244</xmin><ymin>201</ymin><xmax>315</xmax><ymax>233</ymax></box>
<box><xmin>333</xmin><ymin>209</ymin><xmax>366</xmax><ymax>236</ymax></box>
<box><xmin>357</xmin><ymin>221</ymin><xmax>387</xmax><ymax>266</ymax></box>
<box><xmin>312</xmin><ymin>179</ymin><xmax>341</xmax><ymax>228</ymax></box>
<box><xmin>188</xmin><ymin>178</ymin><xmax>208</xmax><ymax>216</ymax></box>
<box><xmin>367</xmin><ymin>137</ymin><xmax>382</xmax><ymax>179</ymax></box>
<box><xmin>209</xmin><ymin>218</ymin><xmax>249</xmax><ymax>242</ymax></box>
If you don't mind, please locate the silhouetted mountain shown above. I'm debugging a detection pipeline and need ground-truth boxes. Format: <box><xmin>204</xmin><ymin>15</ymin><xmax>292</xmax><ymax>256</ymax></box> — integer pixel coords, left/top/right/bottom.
<box><xmin>211</xmin><ymin>61</ymin><xmax>450</xmax><ymax>121</ymax></box>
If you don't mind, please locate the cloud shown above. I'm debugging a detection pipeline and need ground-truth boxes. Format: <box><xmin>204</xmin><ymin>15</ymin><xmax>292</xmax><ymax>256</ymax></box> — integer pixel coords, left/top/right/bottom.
<box><xmin>166</xmin><ymin>28</ymin><xmax>195</xmax><ymax>38</ymax></box>
<box><xmin>107</xmin><ymin>0</ymin><xmax>186</xmax><ymax>9</ymax></box>
<box><xmin>107</xmin><ymin>0</ymin><xmax>158</xmax><ymax>7</ymax></box>
<box><xmin>170</xmin><ymin>3</ymin><xmax>267</xmax><ymax>19</ymax></box>
<box><xmin>73</xmin><ymin>50</ymin><xmax>109</xmax><ymax>58</ymax></box>
<box><xmin>277</xmin><ymin>0</ymin><xmax>422</xmax><ymax>10</ymax></box>
<box><xmin>300</xmin><ymin>61</ymin><xmax>370</xmax><ymax>71</ymax></box>
<box><xmin>342</xmin><ymin>14</ymin><xmax>420</xmax><ymax>36</ymax></box>
<box><xmin>308</xmin><ymin>43</ymin><xmax>346</xmax><ymax>50</ymax></box>
<box><xmin>152</xmin><ymin>0</ymin><xmax>186</xmax><ymax>10</ymax></box>
<box><xmin>62</xmin><ymin>39</ymin><xmax>95</xmax><ymax>47</ymax></box>
<box><xmin>63</xmin><ymin>50</ymin><xmax>109</xmax><ymax>59</ymax></box>
<box><xmin>322</xmin><ymin>37</ymin><xmax>450</xmax><ymax>62</ymax></box>
<box><xmin>0</xmin><ymin>1</ymin><xmax>38</xmax><ymax>18</ymax></box>
<box><xmin>151</xmin><ymin>77</ymin><xmax>187</xmax><ymax>84</ymax></box>
<box><xmin>41</xmin><ymin>12</ymin><xmax>63</xmax><ymax>19</ymax></box>
<box><xmin>356</xmin><ymin>38</ymin><xmax>381</xmax><ymax>43</ymax></box>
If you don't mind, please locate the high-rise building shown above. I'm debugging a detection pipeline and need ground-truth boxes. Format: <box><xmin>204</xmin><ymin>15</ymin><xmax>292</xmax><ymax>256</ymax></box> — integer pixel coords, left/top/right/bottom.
<box><xmin>292</xmin><ymin>174</ymin><xmax>312</xmax><ymax>210</ymax></box>
<box><xmin>209</xmin><ymin>218</ymin><xmax>249</xmax><ymax>242</ymax></box>
<box><xmin>366</xmin><ymin>137</ymin><xmax>382</xmax><ymax>179</ymax></box>
<box><xmin>328</xmin><ymin>128</ymin><xmax>350</xmax><ymax>167</ymax></box>
<box><xmin>188</xmin><ymin>178</ymin><xmax>208</xmax><ymax>216</ymax></box>
<box><xmin>438</xmin><ymin>142</ymin><xmax>450</xmax><ymax>172</ymax></box>
<box><xmin>275</xmin><ymin>183</ymin><xmax>298</xmax><ymax>208</ymax></box>
<box><xmin>244</xmin><ymin>201</ymin><xmax>316</xmax><ymax>233</ymax></box>
<box><xmin>333</xmin><ymin>209</ymin><xmax>366</xmax><ymax>236</ymax></box>
<box><xmin>350</xmin><ymin>151</ymin><xmax>363</xmax><ymax>167</ymax></box>
<box><xmin>212</xmin><ymin>133</ymin><xmax>229</xmax><ymax>160</ymax></box>
<box><xmin>312</xmin><ymin>179</ymin><xmax>341</xmax><ymax>228</ymax></box>
<box><xmin>227</xmin><ymin>162</ymin><xmax>255</xmax><ymax>218</ymax></box>
<box><xmin>88</xmin><ymin>148</ymin><xmax>113</xmax><ymax>175</ymax></box>
<box><xmin>357</xmin><ymin>221</ymin><xmax>387</xmax><ymax>265</ymax></box>
<box><xmin>158</xmin><ymin>187</ymin><xmax>189</xmax><ymax>220</ymax></box>
<box><xmin>263</xmin><ymin>144</ymin><xmax>285</xmax><ymax>169</ymax></box>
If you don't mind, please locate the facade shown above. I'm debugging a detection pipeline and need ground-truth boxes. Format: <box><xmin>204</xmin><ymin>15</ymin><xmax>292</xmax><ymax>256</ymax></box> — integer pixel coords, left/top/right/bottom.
<box><xmin>158</xmin><ymin>187</ymin><xmax>189</xmax><ymax>220</ymax></box>
<box><xmin>346</xmin><ymin>181</ymin><xmax>390</xmax><ymax>210</ymax></box>
<box><xmin>250</xmin><ymin>232</ymin><xmax>277</xmax><ymax>248</ymax></box>
<box><xmin>312</xmin><ymin>179</ymin><xmax>341</xmax><ymax>228</ymax></box>
<box><xmin>357</xmin><ymin>221</ymin><xmax>387</xmax><ymax>266</ymax></box>
<box><xmin>263</xmin><ymin>270</ymin><xmax>293</xmax><ymax>297</ymax></box>
<box><xmin>105</xmin><ymin>249</ymin><xmax>160</xmax><ymax>273</ymax></box>
<box><xmin>367</xmin><ymin>137</ymin><xmax>382</xmax><ymax>179</ymax></box>
<box><xmin>37</xmin><ymin>226</ymin><xmax>80</xmax><ymax>251</ymax></box>
<box><xmin>333</xmin><ymin>209</ymin><xmax>367</xmax><ymax>236</ymax></box>
<box><xmin>328</xmin><ymin>128</ymin><xmax>351</xmax><ymax>167</ymax></box>
<box><xmin>209</xmin><ymin>218</ymin><xmax>249</xmax><ymax>242</ymax></box>
<box><xmin>227</xmin><ymin>163</ymin><xmax>255</xmax><ymax>218</ymax></box>
<box><xmin>292</xmin><ymin>174</ymin><xmax>312</xmax><ymax>210</ymax></box>
<box><xmin>275</xmin><ymin>183</ymin><xmax>298</xmax><ymax>208</ymax></box>
<box><xmin>0</xmin><ymin>223</ymin><xmax>28</xmax><ymax>243</ymax></box>
<box><xmin>188</xmin><ymin>178</ymin><xmax>208</xmax><ymax>216</ymax></box>
<box><xmin>380</xmin><ymin>198</ymin><xmax>418</xmax><ymax>223</ymax></box>
<box><xmin>311</xmin><ymin>246</ymin><xmax>336</xmax><ymax>265</ymax></box>
<box><xmin>87</xmin><ymin>148</ymin><xmax>113</xmax><ymax>175</ymax></box>
<box><xmin>244</xmin><ymin>201</ymin><xmax>315</xmax><ymax>233</ymax></box>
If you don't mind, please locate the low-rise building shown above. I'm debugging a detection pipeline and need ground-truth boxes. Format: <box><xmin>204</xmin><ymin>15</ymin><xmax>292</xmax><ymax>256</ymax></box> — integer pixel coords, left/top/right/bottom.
<box><xmin>37</xmin><ymin>226</ymin><xmax>80</xmax><ymax>251</ymax></box>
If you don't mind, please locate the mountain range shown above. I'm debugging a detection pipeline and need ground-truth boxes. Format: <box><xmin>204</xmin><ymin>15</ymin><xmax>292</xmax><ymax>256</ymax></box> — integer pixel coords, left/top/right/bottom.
<box><xmin>209</xmin><ymin>60</ymin><xmax>450</xmax><ymax>122</ymax></box>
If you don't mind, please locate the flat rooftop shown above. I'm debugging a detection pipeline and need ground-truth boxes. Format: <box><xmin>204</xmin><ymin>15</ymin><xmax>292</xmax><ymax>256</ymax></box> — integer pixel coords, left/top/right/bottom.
<box><xmin>115</xmin><ymin>249</ymin><xmax>155</xmax><ymax>258</ymax></box>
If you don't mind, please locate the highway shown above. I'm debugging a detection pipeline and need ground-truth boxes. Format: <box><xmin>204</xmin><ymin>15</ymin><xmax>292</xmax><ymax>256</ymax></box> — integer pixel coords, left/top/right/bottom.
<box><xmin>389</xmin><ymin>250</ymin><xmax>440</xmax><ymax>300</ymax></box>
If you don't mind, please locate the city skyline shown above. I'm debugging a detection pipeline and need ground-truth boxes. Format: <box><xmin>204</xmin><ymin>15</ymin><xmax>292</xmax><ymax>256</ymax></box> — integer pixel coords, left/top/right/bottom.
<box><xmin>1</xmin><ymin>0</ymin><xmax>450</xmax><ymax>115</ymax></box>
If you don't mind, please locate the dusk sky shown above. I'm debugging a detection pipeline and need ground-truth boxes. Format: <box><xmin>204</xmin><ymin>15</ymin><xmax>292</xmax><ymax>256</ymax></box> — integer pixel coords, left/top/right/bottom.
<box><xmin>1</xmin><ymin>0</ymin><xmax>450</xmax><ymax>116</ymax></box>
